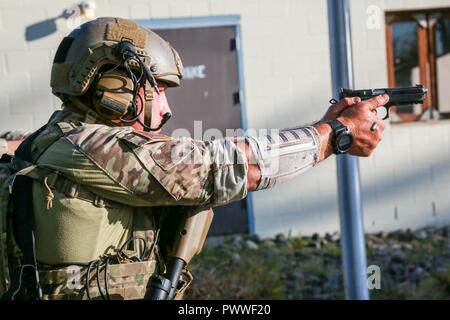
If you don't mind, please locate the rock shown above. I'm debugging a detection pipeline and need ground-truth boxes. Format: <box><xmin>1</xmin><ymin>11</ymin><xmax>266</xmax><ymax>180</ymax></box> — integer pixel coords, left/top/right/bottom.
<box><xmin>388</xmin><ymin>229</ymin><xmax>413</xmax><ymax>241</ymax></box>
<box><xmin>390</xmin><ymin>250</ymin><xmax>406</xmax><ymax>263</ymax></box>
<box><xmin>244</xmin><ymin>240</ymin><xmax>259</xmax><ymax>250</ymax></box>
<box><xmin>376</xmin><ymin>244</ymin><xmax>388</xmax><ymax>255</ymax></box>
<box><xmin>331</xmin><ymin>233</ymin><xmax>340</xmax><ymax>243</ymax></box>
<box><xmin>307</xmin><ymin>275</ymin><xmax>323</xmax><ymax>286</ymax></box>
<box><xmin>418</xmin><ymin>261</ymin><xmax>432</xmax><ymax>272</ymax></box>
<box><xmin>388</xmin><ymin>263</ymin><xmax>405</xmax><ymax>278</ymax></box>
<box><xmin>413</xmin><ymin>229</ymin><xmax>429</xmax><ymax>240</ymax></box>
<box><xmin>326</xmin><ymin>275</ymin><xmax>340</xmax><ymax>290</ymax></box>
<box><xmin>261</xmin><ymin>239</ymin><xmax>276</xmax><ymax>248</ymax></box>
<box><xmin>435</xmin><ymin>267</ymin><xmax>448</xmax><ymax>274</ymax></box>
<box><xmin>377</xmin><ymin>231</ymin><xmax>389</xmax><ymax>239</ymax></box>
<box><xmin>308</xmin><ymin>241</ymin><xmax>321</xmax><ymax>249</ymax></box>
<box><xmin>407</xmin><ymin>266</ymin><xmax>424</xmax><ymax>284</ymax></box>
<box><xmin>231</xmin><ymin>253</ymin><xmax>241</xmax><ymax>264</ymax></box>
<box><xmin>402</xmin><ymin>243</ymin><xmax>413</xmax><ymax>250</ymax></box>
<box><xmin>287</xmin><ymin>271</ymin><xmax>305</xmax><ymax>283</ymax></box>
<box><xmin>414</xmin><ymin>267</ymin><xmax>425</xmax><ymax>276</ymax></box>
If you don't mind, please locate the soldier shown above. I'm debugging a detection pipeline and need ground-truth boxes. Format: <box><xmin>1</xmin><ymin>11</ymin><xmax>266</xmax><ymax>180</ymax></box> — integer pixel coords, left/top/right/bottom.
<box><xmin>1</xmin><ymin>17</ymin><xmax>387</xmax><ymax>300</ymax></box>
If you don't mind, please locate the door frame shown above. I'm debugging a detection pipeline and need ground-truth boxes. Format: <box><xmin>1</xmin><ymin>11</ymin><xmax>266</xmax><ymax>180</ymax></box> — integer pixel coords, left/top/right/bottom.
<box><xmin>137</xmin><ymin>15</ymin><xmax>255</xmax><ymax>235</ymax></box>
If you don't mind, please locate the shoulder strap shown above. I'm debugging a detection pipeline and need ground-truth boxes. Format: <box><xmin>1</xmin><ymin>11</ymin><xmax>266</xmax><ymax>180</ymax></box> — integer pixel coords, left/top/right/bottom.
<box><xmin>1</xmin><ymin>125</ymin><xmax>47</xmax><ymax>300</ymax></box>
<box><xmin>55</xmin><ymin>122</ymin><xmax>76</xmax><ymax>135</ymax></box>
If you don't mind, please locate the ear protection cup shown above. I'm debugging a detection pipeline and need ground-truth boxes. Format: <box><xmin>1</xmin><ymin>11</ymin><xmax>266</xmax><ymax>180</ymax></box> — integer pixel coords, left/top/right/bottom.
<box><xmin>91</xmin><ymin>69</ymin><xmax>135</xmax><ymax>120</ymax></box>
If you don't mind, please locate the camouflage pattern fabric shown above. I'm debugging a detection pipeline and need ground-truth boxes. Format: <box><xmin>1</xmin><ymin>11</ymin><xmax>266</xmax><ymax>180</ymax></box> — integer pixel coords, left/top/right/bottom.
<box><xmin>4</xmin><ymin>108</ymin><xmax>249</xmax><ymax>299</ymax></box>
<box><xmin>0</xmin><ymin>151</ymin><xmax>30</xmax><ymax>296</ymax></box>
<box><xmin>0</xmin><ymin>161</ymin><xmax>11</xmax><ymax>294</ymax></box>
<box><xmin>44</xmin><ymin>123</ymin><xmax>249</xmax><ymax>206</ymax></box>
<box><xmin>39</xmin><ymin>260</ymin><xmax>157</xmax><ymax>300</ymax></box>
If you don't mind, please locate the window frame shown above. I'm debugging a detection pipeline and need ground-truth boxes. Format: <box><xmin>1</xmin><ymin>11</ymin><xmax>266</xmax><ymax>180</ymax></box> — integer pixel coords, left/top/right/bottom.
<box><xmin>385</xmin><ymin>8</ymin><xmax>450</xmax><ymax>122</ymax></box>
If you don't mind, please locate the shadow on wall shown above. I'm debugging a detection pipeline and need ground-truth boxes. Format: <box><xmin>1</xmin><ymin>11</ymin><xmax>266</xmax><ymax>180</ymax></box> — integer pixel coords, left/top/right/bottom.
<box><xmin>256</xmin><ymin>153</ymin><xmax>450</xmax><ymax>237</ymax></box>
<box><xmin>25</xmin><ymin>10</ymin><xmax>74</xmax><ymax>42</ymax></box>
<box><xmin>25</xmin><ymin>1</ymin><xmax>96</xmax><ymax>42</ymax></box>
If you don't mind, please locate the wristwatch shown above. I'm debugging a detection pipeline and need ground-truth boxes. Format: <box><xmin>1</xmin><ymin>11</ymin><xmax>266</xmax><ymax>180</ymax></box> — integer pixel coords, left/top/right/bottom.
<box><xmin>327</xmin><ymin>119</ymin><xmax>354</xmax><ymax>155</ymax></box>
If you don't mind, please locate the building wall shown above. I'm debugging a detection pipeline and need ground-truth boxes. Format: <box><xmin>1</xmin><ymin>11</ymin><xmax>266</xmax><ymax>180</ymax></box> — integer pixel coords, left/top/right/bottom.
<box><xmin>0</xmin><ymin>0</ymin><xmax>449</xmax><ymax>237</ymax></box>
<box><xmin>350</xmin><ymin>0</ymin><xmax>450</xmax><ymax>235</ymax></box>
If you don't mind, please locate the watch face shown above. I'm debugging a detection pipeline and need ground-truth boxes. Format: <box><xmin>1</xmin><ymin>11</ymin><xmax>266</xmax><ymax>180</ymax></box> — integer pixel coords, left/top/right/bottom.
<box><xmin>337</xmin><ymin>133</ymin><xmax>353</xmax><ymax>151</ymax></box>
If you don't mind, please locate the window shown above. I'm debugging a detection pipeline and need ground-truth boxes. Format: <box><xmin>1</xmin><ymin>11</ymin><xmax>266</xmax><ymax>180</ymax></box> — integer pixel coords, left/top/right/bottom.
<box><xmin>386</xmin><ymin>8</ymin><xmax>450</xmax><ymax>122</ymax></box>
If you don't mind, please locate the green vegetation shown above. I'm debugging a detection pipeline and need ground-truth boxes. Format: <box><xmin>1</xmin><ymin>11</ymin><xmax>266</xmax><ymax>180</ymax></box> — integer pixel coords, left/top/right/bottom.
<box><xmin>184</xmin><ymin>227</ymin><xmax>450</xmax><ymax>300</ymax></box>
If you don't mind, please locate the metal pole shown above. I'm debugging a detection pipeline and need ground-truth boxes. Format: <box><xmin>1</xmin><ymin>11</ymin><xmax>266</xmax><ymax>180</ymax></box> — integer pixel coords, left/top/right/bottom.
<box><xmin>327</xmin><ymin>0</ymin><xmax>369</xmax><ymax>300</ymax></box>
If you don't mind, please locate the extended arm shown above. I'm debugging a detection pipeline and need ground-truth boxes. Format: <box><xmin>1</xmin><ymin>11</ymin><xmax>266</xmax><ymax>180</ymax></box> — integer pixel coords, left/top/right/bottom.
<box><xmin>240</xmin><ymin>94</ymin><xmax>389</xmax><ymax>192</ymax></box>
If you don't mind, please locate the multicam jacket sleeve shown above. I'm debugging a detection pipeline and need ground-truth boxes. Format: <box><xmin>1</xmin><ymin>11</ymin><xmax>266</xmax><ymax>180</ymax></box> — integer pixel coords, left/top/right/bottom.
<box><xmin>36</xmin><ymin>124</ymin><xmax>248</xmax><ymax>207</ymax></box>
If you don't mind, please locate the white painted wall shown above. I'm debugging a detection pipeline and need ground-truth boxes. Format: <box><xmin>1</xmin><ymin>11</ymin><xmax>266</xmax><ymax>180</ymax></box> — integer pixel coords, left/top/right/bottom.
<box><xmin>350</xmin><ymin>0</ymin><xmax>450</xmax><ymax>236</ymax></box>
<box><xmin>0</xmin><ymin>0</ymin><xmax>449</xmax><ymax>237</ymax></box>
<box><xmin>437</xmin><ymin>53</ymin><xmax>450</xmax><ymax>112</ymax></box>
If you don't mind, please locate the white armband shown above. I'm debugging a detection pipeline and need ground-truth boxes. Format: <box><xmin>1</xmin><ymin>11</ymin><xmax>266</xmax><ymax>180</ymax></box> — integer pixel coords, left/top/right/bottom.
<box><xmin>245</xmin><ymin>126</ymin><xmax>321</xmax><ymax>190</ymax></box>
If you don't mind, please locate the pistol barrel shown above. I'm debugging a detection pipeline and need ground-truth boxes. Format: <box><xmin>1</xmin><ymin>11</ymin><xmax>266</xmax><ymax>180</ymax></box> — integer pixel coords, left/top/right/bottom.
<box><xmin>338</xmin><ymin>85</ymin><xmax>428</xmax><ymax>120</ymax></box>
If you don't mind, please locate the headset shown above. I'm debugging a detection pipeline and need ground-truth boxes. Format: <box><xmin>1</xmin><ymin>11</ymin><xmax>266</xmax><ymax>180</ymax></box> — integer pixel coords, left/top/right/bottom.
<box><xmin>90</xmin><ymin>41</ymin><xmax>171</xmax><ymax>131</ymax></box>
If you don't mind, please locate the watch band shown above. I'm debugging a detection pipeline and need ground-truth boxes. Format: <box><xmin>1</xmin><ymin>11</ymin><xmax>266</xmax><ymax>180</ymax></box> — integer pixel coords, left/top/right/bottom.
<box><xmin>327</xmin><ymin>119</ymin><xmax>352</xmax><ymax>155</ymax></box>
<box><xmin>329</xmin><ymin>119</ymin><xmax>347</xmax><ymax>135</ymax></box>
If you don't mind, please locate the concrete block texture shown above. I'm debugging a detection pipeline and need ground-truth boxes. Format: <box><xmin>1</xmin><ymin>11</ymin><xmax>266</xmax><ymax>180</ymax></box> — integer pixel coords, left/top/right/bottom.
<box><xmin>0</xmin><ymin>0</ymin><xmax>449</xmax><ymax>237</ymax></box>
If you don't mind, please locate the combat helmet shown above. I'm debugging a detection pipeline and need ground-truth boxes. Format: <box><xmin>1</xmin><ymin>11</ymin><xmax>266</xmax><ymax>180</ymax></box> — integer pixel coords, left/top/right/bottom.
<box><xmin>50</xmin><ymin>17</ymin><xmax>183</xmax><ymax>127</ymax></box>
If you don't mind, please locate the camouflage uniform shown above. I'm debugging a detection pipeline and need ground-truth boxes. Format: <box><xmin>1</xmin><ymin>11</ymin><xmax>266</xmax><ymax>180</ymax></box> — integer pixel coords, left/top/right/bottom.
<box><xmin>16</xmin><ymin>108</ymin><xmax>248</xmax><ymax>299</ymax></box>
<box><xmin>3</xmin><ymin>17</ymin><xmax>249</xmax><ymax>300</ymax></box>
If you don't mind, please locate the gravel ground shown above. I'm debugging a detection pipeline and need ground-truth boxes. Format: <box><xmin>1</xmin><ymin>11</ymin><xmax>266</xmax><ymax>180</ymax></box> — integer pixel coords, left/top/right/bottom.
<box><xmin>184</xmin><ymin>226</ymin><xmax>450</xmax><ymax>300</ymax></box>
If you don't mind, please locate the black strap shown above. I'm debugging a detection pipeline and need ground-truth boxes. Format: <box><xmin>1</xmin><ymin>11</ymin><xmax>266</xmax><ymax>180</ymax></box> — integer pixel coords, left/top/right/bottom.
<box><xmin>1</xmin><ymin>125</ymin><xmax>47</xmax><ymax>300</ymax></box>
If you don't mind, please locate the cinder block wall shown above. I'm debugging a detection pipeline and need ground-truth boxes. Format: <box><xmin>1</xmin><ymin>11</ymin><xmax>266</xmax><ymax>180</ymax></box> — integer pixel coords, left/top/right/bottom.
<box><xmin>350</xmin><ymin>0</ymin><xmax>450</xmax><ymax>234</ymax></box>
<box><xmin>0</xmin><ymin>0</ymin><xmax>449</xmax><ymax>237</ymax></box>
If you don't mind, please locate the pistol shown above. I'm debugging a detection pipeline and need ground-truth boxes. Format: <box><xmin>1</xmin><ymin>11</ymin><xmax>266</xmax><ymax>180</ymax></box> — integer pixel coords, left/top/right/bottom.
<box><xmin>337</xmin><ymin>84</ymin><xmax>428</xmax><ymax>120</ymax></box>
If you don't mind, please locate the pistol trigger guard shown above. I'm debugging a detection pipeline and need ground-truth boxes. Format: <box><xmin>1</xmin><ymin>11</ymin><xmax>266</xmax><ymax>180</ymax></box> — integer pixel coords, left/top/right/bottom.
<box><xmin>329</xmin><ymin>98</ymin><xmax>338</xmax><ymax>105</ymax></box>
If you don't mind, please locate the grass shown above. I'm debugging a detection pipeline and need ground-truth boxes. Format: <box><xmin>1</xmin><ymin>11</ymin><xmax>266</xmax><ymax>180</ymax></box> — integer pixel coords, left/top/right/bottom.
<box><xmin>183</xmin><ymin>229</ymin><xmax>450</xmax><ymax>300</ymax></box>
